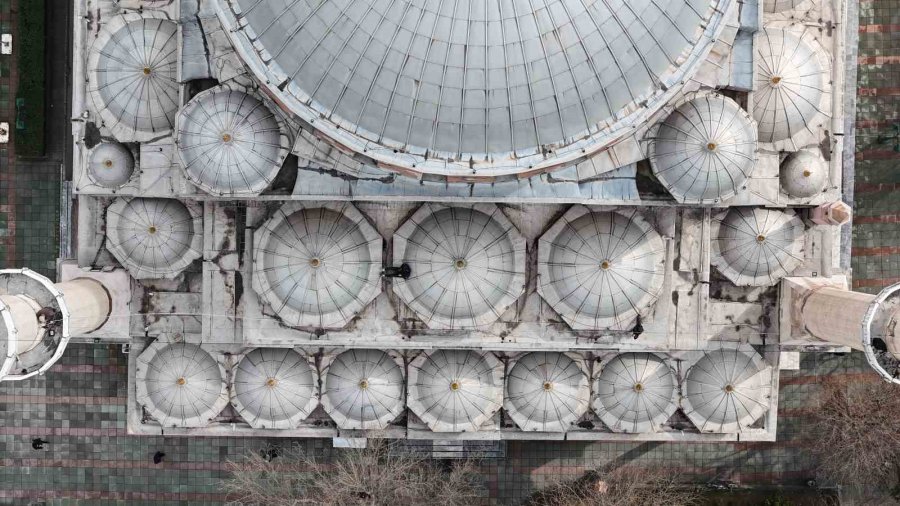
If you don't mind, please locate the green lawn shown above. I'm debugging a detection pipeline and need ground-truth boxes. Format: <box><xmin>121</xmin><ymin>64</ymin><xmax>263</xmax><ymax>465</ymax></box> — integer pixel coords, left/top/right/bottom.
<box><xmin>15</xmin><ymin>0</ymin><xmax>44</xmax><ymax>157</ymax></box>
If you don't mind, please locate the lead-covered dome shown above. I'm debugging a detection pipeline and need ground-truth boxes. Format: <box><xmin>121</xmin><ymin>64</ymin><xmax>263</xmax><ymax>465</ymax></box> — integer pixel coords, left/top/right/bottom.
<box><xmin>649</xmin><ymin>95</ymin><xmax>757</xmax><ymax>203</ymax></box>
<box><xmin>176</xmin><ymin>88</ymin><xmax>289</xmax><ymax>196</ymax></box>
<box><xmin>711</xmin><ymin>207</ymin><xmax>805</xmax><ymax>286</ymax></box>
<box><xmin>135</xmin><ymin>342</ymin><xmax>229</xmax><ymax>428</ymax></box>
<box><xmin>217</xmin><ymin>0</ymin><xmax>732</xmax><ymax>178</ymax></box>
<box><xmin>408</xmin><ymin>350</ymin><xmax>503</xmax><ymax>433</ymax></box>
<box><xmin>765</xmin><ymin>0</ymin><xmax>810</xmax><ymax>12</ymax></box>
<box><xmin>88</xmin><ymin>13</ymin><xmax>179</xmax><ymax>141</ymax></box>
<box><xmin>87</xmin><ymin>143</ymin><xmax>135</xmax><ymax>188</ymax></box>
<box><xmin>593</xmin><ymin>353</ymin><xmax>679</xmax><ymax>433</ymax></box>
<box><xmin>321</xmin><ymin>349</ymin><xmax>405</xmax><ymax>430</ymax></box>
<box><xmin>504</xmin><ymin>352</ymin><xmax>590</xmax><ymax>432</ymax></box>
<box><xmin>780</xmin><ymin>150</ymin><xmax>828</xmax><ymax>198</ymax></box>
<box><xmin>105</xmin><ymin>198</ymin><xmax>203</xmax><ymax>279</ymax></box>
<box><xmin>538</xmin><ymin>207</ymin><xmax>666</xmax><ymax>330</ymax></box>
<box><xmin>231</xmin><ymin>348</ymin><xmax>318</xmax><ymax>429</ymax></box>
<box><xmin>393</xmin><ymin>204</ymin><xmax>525</xmax><ymax>329</ymax></box>
<box><xmin>754</xmin><ymin>28</ymin><xmax>830</xmax><ymax>147</ymax></box>
<box><xmin>252</xmin><ymin>203</ymin><xmax>382</xmax><ymax>329</ymax></box>
<box><xmin>682</xmin><ymin>345</ymin><xmax>772</xmax><ymax>433</ymax></box>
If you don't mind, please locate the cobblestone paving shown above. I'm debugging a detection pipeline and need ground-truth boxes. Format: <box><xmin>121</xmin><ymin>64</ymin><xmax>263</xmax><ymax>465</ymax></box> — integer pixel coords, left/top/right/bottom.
<box><xmin>0</xmin><ymin>0</ymin><xmax>898</xmax><ymax>504</ymax></box>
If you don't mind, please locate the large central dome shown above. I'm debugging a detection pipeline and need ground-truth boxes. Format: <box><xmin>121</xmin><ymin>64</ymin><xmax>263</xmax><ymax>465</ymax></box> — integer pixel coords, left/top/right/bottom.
<box><xmin>219</xmin><ymin>0</ymin><xmax>730</xmax><ymax>177</ymax></box>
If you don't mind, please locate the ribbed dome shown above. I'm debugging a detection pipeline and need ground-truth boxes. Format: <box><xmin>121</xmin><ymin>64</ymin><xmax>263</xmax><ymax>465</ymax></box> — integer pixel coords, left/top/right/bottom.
<box><xmin>231</xmin><ymin>348</ymin><xmax>318</xmax><ymax>430</ymax></box>
<box><xmin>88</xmin><ymin>143</ymin><xmax>135</xmax><ymax>188</ymax></box>
<box><xmin>649</xmin><ymin>95</ymin><xmax>757</xmax><ymax>203</ymax></box>
<box><xmin>176</xmin><ymin>88</ymin><xmax>289</xmax><ymax>196</ymax></box>
<box><xmin>754</xmin><ymin>28</ymin><xmax>830</xmax><ymax>145</ymax></box>
<box><xmin>764</xmin><ymin>0</ymin><xmax>810</xmax><ymax>13</ymax></box>
<box><xmin>135</xmin><ymin>342</ymin><xmax>229</xmax><ymax>428</ymax></box>
<box><xmin>321</xmin><ymin>349</ymin><xmax>405</xmax><ymax>430</ymax></box>
<box><xmin>593</xmin><ymin>353</ymin><xmax>679</xmax><ymax>433</ymax></box>
<box><xmin>88</xmin><ymin>13</ymin><xmax>178</xmax><ymax>141</ymax></box>
<box><xmin>537</xmin><ymin>207</ymin><xmax>666</xmax><ymax>330</ymax></box>
<box><xmin>252</xmin><ymin>203</ymin><xmax>383</xmax><ymax>329</ymax></box>
<box><xmin>682</xmin><ymin>345</ymin><xmax>772</xmax><ymax>433</ymax></box>
<box><xmin>408</xmin><ymin>350</ymin><xmax>503</xmax><ymax>433</ymax></box>
<box><xmin>105</xmin><ymin>198</ymin><xmax>203</xmax><ymax>279</ymax></box>
<box><xmin>504</xmin><ymin>352</ymin><xmax>590</xmax><ymax>432</ymax></box>
<box><xmin>780</xmin><ymin>150</ymin><xmax>828</xmax><ymax>198</ymax></box>
<box><xmin>393</xmin><ymin>204</ymin><xmax>525</xmax><ymax>329</ymax></box>
<box><xmin>711</xmin><ymin>207</ymin><xmax>805</xmax><ymax>286</ymax></box>
<box><xmin>218</xmin><ymin>0</ymin><xmax>731</xmax><ymax>178</ymax></box>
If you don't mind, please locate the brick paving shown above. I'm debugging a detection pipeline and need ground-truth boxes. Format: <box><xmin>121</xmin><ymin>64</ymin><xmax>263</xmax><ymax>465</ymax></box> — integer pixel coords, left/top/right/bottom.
<box><xmin>0</xmin><ymin>0</ymin><xmax>61</xmax><ymax>279</ymax></box>
<box><xmin>851</xmin><ymin>0</ymin><xmax>900</xmax><ymax>293</ymax></box>
<box><xmin>0</xmin><ymin>0</ymin><xmax>898</xmax><ymax>504</ymax></box>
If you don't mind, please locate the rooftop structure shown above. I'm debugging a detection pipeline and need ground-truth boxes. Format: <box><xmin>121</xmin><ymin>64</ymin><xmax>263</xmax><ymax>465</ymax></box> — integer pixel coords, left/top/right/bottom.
<box><xmin>24</xmin><ymin>0</ymin><xmax>885</xmax><ymax>443</ymax></box>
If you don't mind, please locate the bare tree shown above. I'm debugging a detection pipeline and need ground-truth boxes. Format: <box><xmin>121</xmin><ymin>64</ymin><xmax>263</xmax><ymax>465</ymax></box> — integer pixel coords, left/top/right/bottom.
<box><xmin>225</xmin><ymin>439</ymin><xmax>482</xmax><ymax>506</ymax></box>
<box><xmin>813</xmin><ymin>375</ymin><xmax>900</xmax><ymax>490</ymax></box>
<box><xmin>525</xmin><ymin>466</ymin><xmax>700</xmax><ymax>506</ymax></box>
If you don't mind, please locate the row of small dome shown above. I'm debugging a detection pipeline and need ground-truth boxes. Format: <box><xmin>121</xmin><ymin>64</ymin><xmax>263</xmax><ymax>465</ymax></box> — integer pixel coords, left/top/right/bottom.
<box><xmin>136</xmin><ymin>343</ymin><xmax>772</xmax><ymax>434</ymax></box>
<box><xmin>104</xmin><ymin>199</ymin><xmax>807</xmax><ymax>330</ymax></box>
<box><xmin>87</xmin><ymin>11</ymin><xmax>830</xmax><ymax>201</ymax></box>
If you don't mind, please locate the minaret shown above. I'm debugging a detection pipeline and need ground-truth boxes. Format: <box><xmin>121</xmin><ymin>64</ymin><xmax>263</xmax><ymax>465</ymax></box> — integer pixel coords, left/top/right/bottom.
<box><xmin>0</xmin><ymin>268</ymin><xmax>111</xmax><ymax>381</ymax></box>
<box><xmin>790</xmin><ymin>278</ymin><xmax>900</xmax><ymax>382</ymax></box>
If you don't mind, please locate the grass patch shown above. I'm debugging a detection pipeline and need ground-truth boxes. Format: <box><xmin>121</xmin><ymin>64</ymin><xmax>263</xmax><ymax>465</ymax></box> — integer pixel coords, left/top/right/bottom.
<box><xmin>14</xmin><ymin>0</ymin><xmax>44</xmax><ymax>157</ymax></box>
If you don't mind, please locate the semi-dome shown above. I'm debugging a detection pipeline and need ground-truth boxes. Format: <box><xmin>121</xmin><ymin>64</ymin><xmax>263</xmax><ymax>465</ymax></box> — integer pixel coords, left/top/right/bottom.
<box><xmin>754</xmin><ymin>28</ymin><xmax>830</xmax><ymax>146</ymax></box>
<box><xmin>105</xmin><ymin>198</ymin><xmax>203</xmax><ymax>279</ymax></box>
<box><xmin>87</xmin><ymin>13</ymin><xmax>178</xmax><ymax>141</ymax></box>
<box><xmin>321</xmin><ymin>349</ymin><xmax>405</xmax><ymax>430</ymax></box>
<box><xmin>135</xmin><ymin>342</ymin><xmax>229</xmax><ymax>428</ymax></box>
<box><xmin>408</xmin><ymin>350</ymin><xmax>503</xmax><ymax>433</ymax></box>
<box><xmin>593</xmin><ymin>353</ymin><xmax>679</xmax><ymax>433</ymax></box>
<box><xmin>252</xmin><ymin>202</ymin><xmax>382</xmax><ymax>329</ymax></box>
<box><xmin>538</xmin><ymin>207</ymin><xmax>666</xmax><ymax>330</ymax></box>
<box><xmin>504</xmin><ymin>352</ymin><xmax>590</xmax><ymax>432</ymax></box>
<box><xmin>393</xmin><ymin>204</ymin><xmax>525</xmax><ymax>329</ymax></box>
<box><xmin>711</xmin><ymin>207</ymin><xmax>805</xmax><ymax>286</ymax></box>
<box><xmin>217</xmin><ymin>0</ymin><xmax>732</xmax><ymax>179</ymax></box>
<box><xmin>682</xmin><ymin>345</ymin><xmax>772</xmax><ymax>433</ymax></box>
<box><xmin>780</xmin><ymin>150</ymin><xmax>828</xmax><ymax>198</ymax></box>
<box><xmin>231</xmin><ymin>348</ymin><xmax>318</xmax><ymax>430</ymax></box>
<box><xmin>87</xmin><ymin>143</ymin><xmax>134</xmax><ymax>188</ymax></box>
<box><xmin>176</xmin><ymin>88</ymin><xmax>289</xmax><ymax>196</ymax></box>
<box><xmin>649</xmin><ymin>95</ymin><xmax>757</xmax><ymax>203</ymax></box>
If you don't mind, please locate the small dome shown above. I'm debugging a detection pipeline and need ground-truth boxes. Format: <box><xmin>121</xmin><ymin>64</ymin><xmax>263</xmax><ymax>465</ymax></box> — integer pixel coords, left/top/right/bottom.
<box><xmin>537</xmin><ymin>207</ymin><xmax>666</xmax><ymax>330</ymax></box>
<box><xmin>105</xmin><ymin>198</ymin><xmax>203</xmax><ymax>279</ymax></box>
<box><xmin>393</xmin><ymin>204</ymin><xmax>525</xmax><ymax>329</ymax></box>
<box><xmin>408</xmin><ymin>350</ymin><xmax>504</xmax><ymax>433</ymax></box>
<box><xmin>593</xmin><ymin>353</ymin><xmax>679</xmax><ymax>433</ymax></box>
<box><xmin>504</xmin><ymin>352</ymin><xmax>590</xmax><ymax>432</ymax></box>
<box><xmin>177</xmin><ymin>88</ymin><xmax>289</xmax><ymax>196</ymax></box>
<box><xmin>220</xmin><ymin>0</ymin><xmax>733</xmax><ymax>178</ymax></box>
<box><xmin>321</xmin><ymin>349</ymin><xmax>405</xmax><ymax>430</ymax></box>
<box><xmin>88</xmin><ymin>143</ymin><xmax>134</xmax><ymax>188</ymax></box>
<box><xmin>135</xmin><ymin>342</ymin><xmax>228</xmax><ymax>428</ymax></box>
<box><xmin>252</xmin><ymin>203</ymin><xmax>382</xmax><ymax>329</ymax></box>
<box><xmin>650</xmin><ymin>95</ymin><xmax>757</xmax><ymax>203</ymax></box>
<box><xmin>754</xmin><ymin>29</ymin><xmax>830</xmax><ymax>145</ymax></box>
<box><xmin>231</xmin><ymin>348</ymin><xmax>318</xmax><ymax>430</ymax></box>
<box><xmin>88</xmin><ymin>14</ymin><xmax>178</xmax><ymax>140</ymax></box>
<box><xmin>764</xmin><ymin>0</ymin><xmax>811</xmax><ymax>13</ymax></box>
<box><xmin>780</xmin><ymin>150</ymin><xmax>828</xmax><ymax>197</ymax></box>
<box><xmin>682</xmin><ymin>345</ymin><xmax>772</xmax><ymax>433</ymax></box>
<box><xmin>711</xmin><ymin>207</ymin><xmax>805</xmax><ymax>286</ymax></box>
